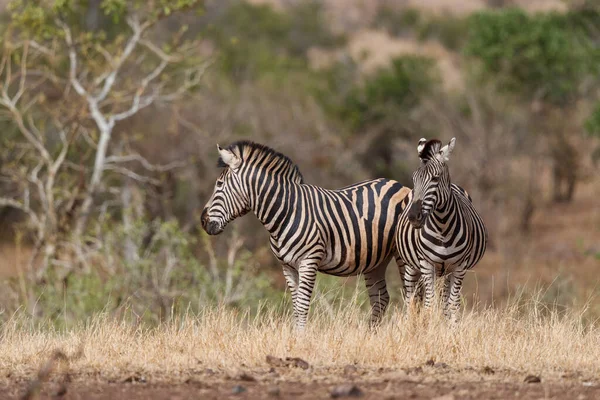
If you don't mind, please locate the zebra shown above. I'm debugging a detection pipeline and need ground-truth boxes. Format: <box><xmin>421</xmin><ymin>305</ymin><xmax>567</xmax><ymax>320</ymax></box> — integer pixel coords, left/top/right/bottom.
<box><xmin>201</xmin><ymin>141</ymin><xmax>411</xmax><ymax>330</ymax></box>
<box><xmin>395</xmin><ymin>137</ymin><xmax>487</xmax><ymax>321</ymax></box>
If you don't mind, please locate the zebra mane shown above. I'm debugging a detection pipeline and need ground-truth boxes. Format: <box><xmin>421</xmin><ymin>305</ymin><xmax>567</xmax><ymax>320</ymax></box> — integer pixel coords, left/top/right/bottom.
<box><xmin>418</xmin><ymin>139</ymin><xmax>442</xmax><ymax>163</ymax></box>
<box><xmin>218</xmin><ymin>141</ymin><xmax>304</xmax><ymax>183</ymax></box>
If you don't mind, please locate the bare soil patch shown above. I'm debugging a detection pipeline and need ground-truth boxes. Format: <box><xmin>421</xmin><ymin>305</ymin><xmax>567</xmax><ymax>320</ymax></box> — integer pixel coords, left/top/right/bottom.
<box><xmin>1</xmin><ymin>367</ymin><xmax>598</xmax><ymax>399</ymax></box>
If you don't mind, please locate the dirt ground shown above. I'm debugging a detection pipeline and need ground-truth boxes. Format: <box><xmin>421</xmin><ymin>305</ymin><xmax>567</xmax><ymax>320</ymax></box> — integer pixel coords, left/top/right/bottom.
<box><xmin>1</xmin><ymin>364</ymin><xmax>598</xmax><ymax>400</ymax></box>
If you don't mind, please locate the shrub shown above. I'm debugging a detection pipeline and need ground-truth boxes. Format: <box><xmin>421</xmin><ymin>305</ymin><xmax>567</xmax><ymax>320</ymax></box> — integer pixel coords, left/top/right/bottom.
<box><xmin>465</xmin><ymin>8</ymin><xmax>599</xmax><ymax>105</ymax></box>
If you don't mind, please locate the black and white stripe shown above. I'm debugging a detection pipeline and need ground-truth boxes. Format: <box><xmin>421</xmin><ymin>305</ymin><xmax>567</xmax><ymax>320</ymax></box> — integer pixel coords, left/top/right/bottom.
<box><xmin>395</xmin><ymin>138</ymin><xmax>487</xmax><ymax>321</ymax></box>
<box><xmin>201</xmin><ymin>141</ymin><xmax>411</xmax><ymax>329</ymax></box>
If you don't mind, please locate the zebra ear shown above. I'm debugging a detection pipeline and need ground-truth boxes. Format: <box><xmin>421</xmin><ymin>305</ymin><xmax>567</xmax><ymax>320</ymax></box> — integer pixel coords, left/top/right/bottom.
<box><xmin>417</xmin><ymin>138</ymin><xmax>427</xmax><ymax>158</ymax></box>
<box><xmin>217</xmin><ymin>144</ymin><xmax>242</xmax><ymax>169</ymax></box>
<box><xmin>438</xmin><ymin>137</ymin><xmax>456</xmax><ymax>162</ymax></box>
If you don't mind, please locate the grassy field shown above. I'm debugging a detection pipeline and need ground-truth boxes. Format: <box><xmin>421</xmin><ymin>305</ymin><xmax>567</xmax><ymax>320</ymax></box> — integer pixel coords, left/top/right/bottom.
<box><xmin>0</xmin><ymin>174</ymin><xmax>598</xmax><ymax>399</ymax></box>
<box><xmin>1</xmin><ymin>294</ymin><xmax>599</xmax><ymax>399</ymax></box>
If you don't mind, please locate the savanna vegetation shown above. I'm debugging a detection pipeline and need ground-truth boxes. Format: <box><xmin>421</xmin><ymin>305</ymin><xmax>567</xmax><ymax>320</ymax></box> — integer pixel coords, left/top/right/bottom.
<box><xmin>0</xmin><ymin>0</ymin><xmax>599</xmax><ymax>397</ymax></box>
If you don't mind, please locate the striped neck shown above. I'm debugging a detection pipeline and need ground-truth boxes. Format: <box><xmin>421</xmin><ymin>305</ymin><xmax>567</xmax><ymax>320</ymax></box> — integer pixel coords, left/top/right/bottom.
<box><xmin>249</xmin><ymin>168</ymin><xmax>301</xmax><ymax>239</ymax></box>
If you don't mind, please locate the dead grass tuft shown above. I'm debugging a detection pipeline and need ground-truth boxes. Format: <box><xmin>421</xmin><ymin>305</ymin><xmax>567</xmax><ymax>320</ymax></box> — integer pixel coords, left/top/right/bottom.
<box><xmin>19</xmin><ymin>345</ymin><xmax>83</xmax><ymax>400</ymax></box>
<box><xmin>1</xmin><ymin>293</ymin><xmax>599</xmax><ymax>385</ymax></box>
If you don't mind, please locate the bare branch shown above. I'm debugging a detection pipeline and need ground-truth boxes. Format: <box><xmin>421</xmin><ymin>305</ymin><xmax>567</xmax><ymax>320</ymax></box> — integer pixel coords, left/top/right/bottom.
<box><xmin>103</xmin><ymin>164</ymin><xmax>160</xmax><ymax>185</ymax></box>
<box><xmin>12</xmin><ymin>41</ymin><xmax>29</xmax><ymax>104</ymax></box>
<box><xmin>111</xmin><ymin>92</ymin><xmax>157</xmax><ymax>122</ymax></box>
<box><xmin>105</xmin><ymin>152</ymin><xmax>187</xmax><ymax>172</ymax></box>
<box><xmin>0</xmin><ymin>197</ymin><xmax>41</xmax><ymax>229</ymax></box>
<box><xmin>109</xmin><ymin>56</ymin><xmax>169</xmax><ymax>123</ymax></box>
<box><xmin>139</xmin><ymin>39</ymin><xmax>183</xmax><ymax>63</ymax></box>
<box><xmin>59</xmin><ymin>21</ymin><xmax>88</xmax><ymax>98</ymax></box>
<box><xmin>160</xmin><ymin>59</ymin><xmax>214</xmax><ymax>102</ymax></box>
<box><xmin>95</xmin><ymin>16</ymin><xmax>145</xmax><ymax>102</ymax></box>
<box><xmin>0</xmin><ymin>97</ymin><xmax>51</xmax><ymax>164</ymax></box>
<box><xmin>28</xmin><ymin>41</ymin><xmax>54</xmax><ymax>57</ymax></box>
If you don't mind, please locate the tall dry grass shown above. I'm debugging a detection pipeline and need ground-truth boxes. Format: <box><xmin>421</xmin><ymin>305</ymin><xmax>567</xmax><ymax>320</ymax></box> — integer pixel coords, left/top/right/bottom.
<box><xmin>0</xmin><ymin>290</ymin><xmax>598</xmax><ymax>383</ymax></box>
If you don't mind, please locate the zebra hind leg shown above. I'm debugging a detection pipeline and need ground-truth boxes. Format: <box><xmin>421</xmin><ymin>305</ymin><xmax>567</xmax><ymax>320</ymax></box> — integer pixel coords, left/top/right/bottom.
<box><xmin>282</xmin><ymin>265</ymin><xmax>299</xmax><ymax>324</ymax></box>
<box><xmin>364</xmin><ymin>266</ymin><xmax>390</xmax><ymax>329</ymax></box>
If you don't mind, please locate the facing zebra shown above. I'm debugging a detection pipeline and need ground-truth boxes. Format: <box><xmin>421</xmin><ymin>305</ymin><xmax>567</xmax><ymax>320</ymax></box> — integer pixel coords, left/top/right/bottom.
<box><xmin>201</xmin><ymin>141</ymin><xmax>411</xmax><ymax>330</ymax></box>
<box><xmin>395</xmin><ymin>137</ymin><xmax>487</xmax><ymax>321</ymax></box>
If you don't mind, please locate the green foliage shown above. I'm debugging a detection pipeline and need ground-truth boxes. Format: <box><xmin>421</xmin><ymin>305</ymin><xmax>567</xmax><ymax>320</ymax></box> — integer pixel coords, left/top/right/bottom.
<box><xmin>585</xmin><ymin>102</ymin><xmax>600</xmax><ymax>137</ymax></box>
<box><xmin>8</xmin><ymin>0</ymin><xmax>203</xmax><ymax>40</ymax></box>
<box><xmin>374</xmin><ymin>7</ymin><xmax>468</xmax><ymax>50</ymax></box>
<box><xmin>204</xmin><ymin>1</ymin><xmax>343</xmax><ymax>81</ymax></box>
<box><xmin>341</xmin><ymin>55</ymin><xmax>438</xmax><ymax>129</ymax></box>
<box><xmin>465</xmin><ymin>8</ymin><xmax>600</xmax><ymax>105</ymax></box>
<box><xmin>15</xmin><ymin>219</ymin><xmax>276</xmax><ymax>327</ymax></box>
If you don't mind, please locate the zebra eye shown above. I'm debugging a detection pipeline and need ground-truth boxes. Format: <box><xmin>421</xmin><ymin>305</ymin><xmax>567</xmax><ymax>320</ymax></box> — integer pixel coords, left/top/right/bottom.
<box><xmin>216</xmin><ymin>181</ymin><xmax>224</xmax><ymax>188</ymax></box>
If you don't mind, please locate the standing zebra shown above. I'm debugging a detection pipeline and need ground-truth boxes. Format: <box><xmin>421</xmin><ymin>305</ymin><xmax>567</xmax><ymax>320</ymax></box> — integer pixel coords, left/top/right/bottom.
<box><xmin>395</xmin><ymin>137</ymin><xmax>487</xmax><ymax>321</ymax></box>
<box><xmin>201</xmin><ymin>141</ymin><xmax>411</xmax><ymax>330</ymax></box>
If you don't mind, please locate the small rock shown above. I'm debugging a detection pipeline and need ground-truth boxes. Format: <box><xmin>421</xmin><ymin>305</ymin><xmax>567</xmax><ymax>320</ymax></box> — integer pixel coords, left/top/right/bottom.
<box><xmin>582</xmin><ymin>381</ymin><xmax>596</xmax><ymax>387</ymax></box>
<box><xmin>482</xmin><ymin>366</ymin><xmax>495</xmax><ymax>375</ymax></box>
<box><xmin>232</xmin><ymin>385</ymin><xmax>246</xmax><ymax>394</ymax></box>
<box><xmin>236</xmin><ymin>372</ymin><xmax>256</xmax><ymax>382</ymax></box>
<box><xmin>266</xmin><ymin>355</ymin><xmax>286</xmax><ymax>367</ymax></box>
<box><xmin>343</xmin><ymin>365</ymin><xmax>358</xmax><ymax>375</ymax></box>
<box><xmin>267</xmin><ymin>385</ymin><xmax>281</xmax><ymax>397</ymax></box>
<box><xmin>122</xmin><ymin>374</ymin><xmax>147</xmax><ymax>383</ymax></box>
<box><xmin>406</xmin><ymin>367</ymin><xmax>423</xmax><ymax>375</ymax></box>
<box><xmin>524</xmin><ymin>375</ymin><xmax>541</xmax><ymax>383</ymax></box>
<box><xmin>286</xmin><ymin>357</ymin><xmax>310</xmax><ymax>370</ymax></box>
<box><xmin>434</xmin><ymin>362</ymin><xmax>449</xmax><ymax>369</ymax></box>
<box><xmin>331</xmin><ymin>384</ymin><xmax>363</xmax><ymax>398</ymax></box>
<box><xmin>266</xmin><ymin>355</ymin><xmax>310</xmax><ymax>370</ymax></box>
<box><xmin>425</xmin><ymin>358</ymin><xmax>435</xmax><ymax>367</ymax></box>
<box><xmin>204</xmin><ymin>368</ymin><xmax>215</xmax><ymax>375</ymax></box>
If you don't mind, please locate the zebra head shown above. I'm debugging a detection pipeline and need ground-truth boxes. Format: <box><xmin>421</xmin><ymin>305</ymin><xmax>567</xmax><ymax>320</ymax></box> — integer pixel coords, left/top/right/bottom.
<box><xmin>407</xmin><ymin>137</ymin><xmax>455</xmax><ymax>229</ymax></box>
<box><xmin>201</xmin><ymin>144</ymin><xmax>251</xmax><ymax>235</ymax></box>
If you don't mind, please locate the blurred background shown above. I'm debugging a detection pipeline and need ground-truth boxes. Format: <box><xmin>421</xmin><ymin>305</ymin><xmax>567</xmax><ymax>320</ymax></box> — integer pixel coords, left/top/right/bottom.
<box><xmin>0</xmin><ymin>0</ymin><xmax>598</xmax><ymax>326</ymax></box>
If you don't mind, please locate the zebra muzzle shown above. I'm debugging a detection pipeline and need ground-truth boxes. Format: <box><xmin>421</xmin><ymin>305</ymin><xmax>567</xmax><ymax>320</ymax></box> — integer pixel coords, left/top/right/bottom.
<box><xmin>407</xmin><ymin>200</ymin><xmax>425</xmax><ymax>229</ymax></box>
<box><xmin>203</xmin><ymin>220</ymin><xmax>223</xmax><ymax>235</ymax></box>
<box><xmin>200</xmin><ymin>208</ymin><xmax>224</xmax><ymax>235</ymax></box>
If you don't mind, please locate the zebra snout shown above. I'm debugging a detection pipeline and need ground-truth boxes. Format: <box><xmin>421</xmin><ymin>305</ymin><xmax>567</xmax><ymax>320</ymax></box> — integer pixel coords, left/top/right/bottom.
<box><xmin>200</xmin><ymin>208</ymin><xmax>209</xmax><ymax>227</ymax></box>
<box><xmin>200</xmin><ymin>209</ymin><xmax>224</xmax><ymax>235</ymax></box>
<box><xmin>407</xmin><ymin>200</ymin><xmax>425</xmax><ymax>229</ymax></box>
<box><xmin>203</xmin><ymin>219</ymin><xmax>223</xmax><ymax>235</ymax></box>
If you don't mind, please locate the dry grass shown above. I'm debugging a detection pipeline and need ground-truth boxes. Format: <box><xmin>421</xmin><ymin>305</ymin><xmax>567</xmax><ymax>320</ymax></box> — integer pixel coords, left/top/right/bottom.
<box><xmin>0</xmin><ymin>294</ymin><xmax>598</xmax><ymax>385</ymax></box>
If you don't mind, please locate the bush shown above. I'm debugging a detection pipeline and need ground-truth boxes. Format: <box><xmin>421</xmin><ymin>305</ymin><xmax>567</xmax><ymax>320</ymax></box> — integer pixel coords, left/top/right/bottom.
<box><xmin>1</xmin><ymin>219</ymin><xmax>277</xmax><ymax>327</ymax></box>
<box><xmin>465</xmin><ymin>8</ymin><xmax>600</xmax><ymax>105</ymax></box>
<box><xmin>204</xmin><ymin>1</ymin><xmax>344</xmax><ymax>81</ymax></box>
<box><xmin>341</xmin><ymin>55</ymin><xmax>438</xmax><ymax>130</ymax></box>
<box><xmin>373</xmin><ymin>7</ymin><xmax>468</xmax><ymax>50</ymax></box>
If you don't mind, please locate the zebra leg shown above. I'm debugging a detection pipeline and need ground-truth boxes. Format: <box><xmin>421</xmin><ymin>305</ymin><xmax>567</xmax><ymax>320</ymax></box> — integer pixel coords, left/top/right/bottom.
<box><xmin>443</xmin><ymin>270</ymin><xmax>466</xmax><ymax>323</ymax></box>
<box><xmin>364</xmin><ymin>266</ymin><xmax>389</xmax><ymax>327</ymax></box>
<box><xmin>419</xmin><ymin>260</ymin><xmax>436</xmax><ymax>310</ymax></box>
<box><xmin>402</xmin><ymin>263</ymin><xmax>422</xmax><ymax>309</ymax></box>
<box><xmin>282</xmin><ymin>265</ymin><xmax>299</xmax><ymax>322</ymax></box>
<box><xmin>295</xmin><ymin>261</ymin><xmax>319</xmax><ymax>331</ymax></box>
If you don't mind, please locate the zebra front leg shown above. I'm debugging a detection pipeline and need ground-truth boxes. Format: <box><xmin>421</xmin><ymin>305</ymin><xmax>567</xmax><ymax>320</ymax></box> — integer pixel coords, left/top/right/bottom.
<box><xmin>402</xmin><ymin>263</ymin><xmax>422</xmax><ymax>310</ymax></box>
<box><xmin>282</xmin><ymin>265</ymin><xmax>299</xmax><ymax>323</ymax></box>
<box><xmin>364</xmin><ymin>266</ymin><xmax>389</xmax><ymax>328</ymax></box>
<box><xmin>295</xmin><ymin>261</ymin><xmax>319</xmax><ymax>331</ymax></box>
<box><xmin>419</xmin><ymin>260</ymin><xmax>436</xmax><ymax>310</ymax></box>
<box><xmin>443</xmin><ymin>270</ymin><xmax>466</xmax><ymax>323</ymax></box>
